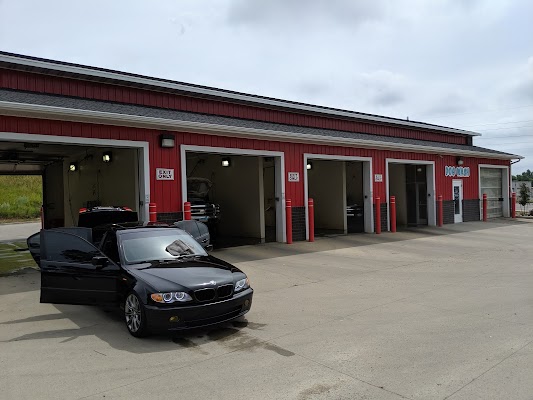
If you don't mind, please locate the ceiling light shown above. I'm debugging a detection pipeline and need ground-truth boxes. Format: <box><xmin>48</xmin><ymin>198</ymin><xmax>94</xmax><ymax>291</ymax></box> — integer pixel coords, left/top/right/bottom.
<box><xmin>69</xmin><ymin>162</ymin><xmax>78</xmax><ymax>172</ymax></box>
<box><xmin>221</xmin><ymin>157</ymin><xmax>231</xmax><ymax>167</ymax></box>
<box><xmin>102</xmin><ymin>151</ymin><xmax>112</xmax><ymax>163</ymax></box>
<box><xmin>306</xmin><ymin>162</ymin><xmax>312</xmax><ymax>170</ymax></box>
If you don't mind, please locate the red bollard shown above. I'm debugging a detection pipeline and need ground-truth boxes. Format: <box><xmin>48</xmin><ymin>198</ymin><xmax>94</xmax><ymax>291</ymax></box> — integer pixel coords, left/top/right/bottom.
<box><xmin>390</xmin><ymin>196</ymin><xmax>396</xmax><ymax>233</ymax></box>
<box><xmin>149</xmin><ymin>203</ymin><xmax>157</xmax><ymax>223</ymax></box>
<box><xmin>40</xmin><ymin>205</ymin><xmax>44</xmax><ymax>229</ymax></box>
<box><xmin>438</xmin><ymin>195</ymin><xmax>443</xmax><ymax>227</ymax></box>
<box><xmin>375</xmin><ymin>197</ymin><xmax>381</xmax><ymax>234</ymax></box>
<box><xmin>286</xmin><ymin>199</ymin><xmax>293</xmax><ymax>244</ymax></box>
<box><xmin>511</xmin><ymin>192</ymin><xmax>516</xmax><ymax>218</ymax></box>
<box><xmin>308</xmin><ymin>198</ymin><xmax>315</xmax><ymax>242</ymax></box>
<box><xmin>482</xmin><ymin>193</ymin><xmax>488</xmax><ymax>221</ymax></box>
<box><xmin>184</xmin><ymin>201</ymin><xmax>192</xmax><ymax>221</ymax></box>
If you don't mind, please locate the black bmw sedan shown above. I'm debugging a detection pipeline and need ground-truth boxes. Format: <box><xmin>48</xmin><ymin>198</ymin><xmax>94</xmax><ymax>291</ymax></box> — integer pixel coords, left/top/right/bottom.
<box><xmin>29</xmin><ymin>226</ymin><xmax>253</xmax><ymax>337</ymax></box>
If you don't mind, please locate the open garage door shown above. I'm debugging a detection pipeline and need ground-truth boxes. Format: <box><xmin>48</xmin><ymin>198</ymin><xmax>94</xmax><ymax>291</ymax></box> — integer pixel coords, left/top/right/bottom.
<box><xmin>181</xmin><ymin>146</ymin><xmax>285</xmax><ymax>247</ymax></box>
<box><xmin>304</xmin><ymin>155</ymin><xmax>373</xmax><ymax>239</ymax></box>
<box><xmin>0</xmin><ymin>133</ymin><xmax>149</xmax><ymax>228</ymax></box>
<box><xmin>386</xmin><ymin>159</ymin><xmax>436</xmax><ymax>229</ymax></box>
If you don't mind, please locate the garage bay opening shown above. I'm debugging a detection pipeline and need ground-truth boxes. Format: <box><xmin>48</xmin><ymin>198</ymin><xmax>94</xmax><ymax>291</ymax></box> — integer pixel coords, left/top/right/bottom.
<box><xmin>305</xmin><ymin>156</ymin><xmax>372</xmax><ymax>238</ymax></box>
<box><xmin>184</xmin><ymin>149</ymin><xmax>284</xmax><ymax>248</ymax></box>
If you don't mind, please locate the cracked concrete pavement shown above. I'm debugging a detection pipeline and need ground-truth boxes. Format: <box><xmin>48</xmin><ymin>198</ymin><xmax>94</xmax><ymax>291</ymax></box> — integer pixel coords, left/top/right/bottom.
<box><xmin>0</xmin><ymin>219</ymin><xmax>532</xmax><ymax>399</ymax></box>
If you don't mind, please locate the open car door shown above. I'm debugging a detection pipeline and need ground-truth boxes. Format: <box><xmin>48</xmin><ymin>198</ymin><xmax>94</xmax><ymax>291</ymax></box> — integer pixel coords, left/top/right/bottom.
<box><xmin>40</xmin><ymin>230</ymin><xmax>120</xmax><ymax>305</ymax></box>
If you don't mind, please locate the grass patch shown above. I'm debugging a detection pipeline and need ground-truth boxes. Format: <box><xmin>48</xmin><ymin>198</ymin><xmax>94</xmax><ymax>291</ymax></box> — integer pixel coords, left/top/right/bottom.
<box><xmin>0</xmin><ymin>176</ymin><xmax>42</xmax><ymax>220</ymax></box>
<box><xmin>0</xmin><ymin>241</ymin><xmax>37</xmax><ymax>275</ymax></box>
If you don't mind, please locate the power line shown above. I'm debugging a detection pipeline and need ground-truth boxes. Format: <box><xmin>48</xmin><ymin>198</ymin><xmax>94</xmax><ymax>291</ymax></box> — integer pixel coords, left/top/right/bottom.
<box><xmin>477</xmin><ymin>134</ymin><xmax>533</xmax><ymax>139</ymax></box>
<box><xmin>418</xmin><ymin>103</ymin><xmax>533</xmax><ymax>120</ymax></box>
<box><xmin>461</xmin><ymin>119</ymin><xmax>533</xmax><ymax>128</ymax></box>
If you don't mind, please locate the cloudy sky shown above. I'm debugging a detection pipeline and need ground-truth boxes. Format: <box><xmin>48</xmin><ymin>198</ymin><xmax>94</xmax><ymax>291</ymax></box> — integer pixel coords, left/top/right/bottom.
<box><xmin>1</xmin><ymin>0</ymin><xmax>532</xmax><ymax>173</ymax></box>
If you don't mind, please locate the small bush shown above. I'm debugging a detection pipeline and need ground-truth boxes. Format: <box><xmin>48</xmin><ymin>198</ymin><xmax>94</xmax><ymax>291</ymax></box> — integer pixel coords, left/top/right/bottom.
<box><xmin>0</xmin><ymin>176</ymin><xmax>42</xmax><ymax>220</ymax></box>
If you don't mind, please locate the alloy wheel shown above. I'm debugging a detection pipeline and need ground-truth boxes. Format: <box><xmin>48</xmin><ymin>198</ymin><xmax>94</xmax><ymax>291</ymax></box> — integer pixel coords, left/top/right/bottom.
<box><xmin>125</xmin><ymin>294</ymin><xmax>142</xmax><ymax>333</ymax></box>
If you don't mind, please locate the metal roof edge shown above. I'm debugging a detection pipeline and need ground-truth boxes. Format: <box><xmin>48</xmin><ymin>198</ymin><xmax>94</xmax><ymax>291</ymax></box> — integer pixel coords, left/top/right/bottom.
<box><xmin>0</xmin><ymin>100</ymin><xmax>518</xmax><ymax>160</ymax></box>
<box><xmin>0</xmin><ymin>52</ymin><xmax>481</xmax><ymax>137</ymax></box>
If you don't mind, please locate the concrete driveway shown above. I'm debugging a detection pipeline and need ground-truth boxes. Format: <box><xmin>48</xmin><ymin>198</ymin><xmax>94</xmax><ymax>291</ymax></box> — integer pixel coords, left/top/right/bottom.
<box><xmin>1</xmin><ymin>220</ymin><xmax>532</xmax><ymax>399</ymax></box>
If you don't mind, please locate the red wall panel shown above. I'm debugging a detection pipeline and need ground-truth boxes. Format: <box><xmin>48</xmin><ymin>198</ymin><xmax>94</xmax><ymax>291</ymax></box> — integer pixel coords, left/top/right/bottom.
<box><xmin>1</xmin><ymin>116</ymin><xmax>509</xmax><ymax>214</ymax></box>
<box><xmin>0</xmin><ymin>68</ymin><xmax>469</xmax><ymax>145</ymax></box>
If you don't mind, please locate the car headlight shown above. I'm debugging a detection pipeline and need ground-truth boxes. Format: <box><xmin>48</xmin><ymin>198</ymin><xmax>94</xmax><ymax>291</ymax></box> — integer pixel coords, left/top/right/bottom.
<box><xmin>151</xmin><ymin>292</ymin><xmax>193</xmax><ymax>304</ymax></box>
<box><xmin>235</xmin><ymin>277</ymin><xmax>250</xmax><ymax>292</ymax></box>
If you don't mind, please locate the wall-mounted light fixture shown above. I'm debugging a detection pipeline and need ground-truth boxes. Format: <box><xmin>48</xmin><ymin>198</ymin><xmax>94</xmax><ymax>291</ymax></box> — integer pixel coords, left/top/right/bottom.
<box><xmin>456</xmin><ymin>157</ymin><xmax>464</xmax><ymax>166</ymax></box>
<box><xmin>102</xmin><ymin>151</ymin><xmax>112</xmax><ymax>163</ymax></box>
<box><xmin>159</xmin><ymin>133</ymin><xmax>175</xmax><ymax>148</ymax></box>
<box><xmin>306</xmin><ymin>162</ymin><xmax>312</xmax><ymax>170</ymax></box>
<box><xmin>69</xmin><ymin>162</ymin><xmax>78</xmax><ymax>172</ymax></box>
<box><xmin>221</xmin><ymin>157</ymin><xmax>231</xmax><ymax>167</ymax></box>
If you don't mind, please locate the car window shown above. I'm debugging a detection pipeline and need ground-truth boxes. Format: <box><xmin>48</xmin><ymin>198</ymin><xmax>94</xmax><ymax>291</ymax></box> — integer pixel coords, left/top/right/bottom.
<box><xmin>43</xmin><ymin>231</ymin><xmax>101</xmax><ymax>264</ymax></box>
<box><xmin>121</xmin><ymin>230</ymin><xmax>207</xmax><ymax>264</ymax></box>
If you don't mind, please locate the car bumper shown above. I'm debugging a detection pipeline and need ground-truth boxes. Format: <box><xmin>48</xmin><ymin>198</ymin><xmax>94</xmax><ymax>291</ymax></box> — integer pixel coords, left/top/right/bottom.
<box><xmin>144</xmin><ymin>288</ymin><xmax>253</xmax><ymax>331</ymax></box>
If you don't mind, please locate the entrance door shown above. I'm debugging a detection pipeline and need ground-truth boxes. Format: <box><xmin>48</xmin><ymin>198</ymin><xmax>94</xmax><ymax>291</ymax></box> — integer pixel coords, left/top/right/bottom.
<box><xmin>453</xmin><ymin>180</ymin><xmax>463</xmax><ymax>223</ymax></box>
<box><xmin>406</xmin><ymin>165</ymin><xmax>428</xmax><ymax>226</ymax></box>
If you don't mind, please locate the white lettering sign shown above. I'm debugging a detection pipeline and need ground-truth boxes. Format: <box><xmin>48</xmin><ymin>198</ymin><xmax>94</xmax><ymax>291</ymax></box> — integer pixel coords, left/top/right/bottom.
<box><xmin>374</xmin><ymin>174</ymin><xmax>383</xmax><ymax>182</ymax></box>
<box><xmin>288</xmin><ymin>172</ymin><xmax>300</xmax><ymax>182</ymax></box>
<box><xmin>156</xmin><ymin>168</ymin><xmax>174</xmax><ymax>180</ymax></box>
<box><xmin>445</xmin><ymin>166</ymin><xmax>470</xmax><ymax>178</ymax></box>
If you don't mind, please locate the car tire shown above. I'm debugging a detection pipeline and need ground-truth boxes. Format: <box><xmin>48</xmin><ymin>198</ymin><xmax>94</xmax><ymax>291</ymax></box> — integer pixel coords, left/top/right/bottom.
<box><xmin>124</xmin><ymin>292</ymin><xmax>149</xmax><ymax>337</ymax></box>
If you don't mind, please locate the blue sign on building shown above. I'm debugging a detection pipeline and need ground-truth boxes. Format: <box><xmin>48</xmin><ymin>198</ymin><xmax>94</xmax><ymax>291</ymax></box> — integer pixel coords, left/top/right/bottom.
<box><xmin>445</xmin><ymin>166</ymin><xmax>470</xmax><ymax>177</ymax></box>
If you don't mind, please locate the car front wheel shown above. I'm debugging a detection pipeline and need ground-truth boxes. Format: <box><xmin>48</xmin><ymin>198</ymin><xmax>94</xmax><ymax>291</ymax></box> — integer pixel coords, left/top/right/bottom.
<box><xmin>124</xmin><ymin>292</ymin><xmax>149</xmax><ymax>337</ymax></box>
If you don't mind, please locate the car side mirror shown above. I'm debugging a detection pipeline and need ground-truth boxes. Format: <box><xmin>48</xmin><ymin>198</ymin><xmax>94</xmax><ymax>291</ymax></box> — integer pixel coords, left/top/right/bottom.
<box><xmin>205</xmin><ymin>244</ymin><xmax>213</xmax><ymax>252</ymax></box>
<box><xmin>91</xmin><ymin>256</ymin><xmax>109</xmax><ymax>268</ymax></box>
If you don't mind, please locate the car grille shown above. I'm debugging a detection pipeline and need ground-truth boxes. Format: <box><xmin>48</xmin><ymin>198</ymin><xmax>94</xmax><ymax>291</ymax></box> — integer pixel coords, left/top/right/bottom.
<box><xmin>194</xmin><ymin>288</ymin><xmax>216</xmax><ymax>302</ymax></box>
<box><xmin>217</xmin><ymin>284</ymin><xmax>233</xmax><ymax>299</ymax></box>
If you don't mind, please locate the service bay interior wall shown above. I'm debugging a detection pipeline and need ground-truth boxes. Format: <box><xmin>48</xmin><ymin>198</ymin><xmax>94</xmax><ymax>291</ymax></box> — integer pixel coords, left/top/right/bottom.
<box><xmin>62</xmin><ymin>148</ymin><xmax>137</xmax><ymax>226</ymax></box>
<box><xmin>43</xmin><ymin>161</ymin><xmax>65</xmax><ymax>228</ymax></box>
<box><xmin>346</xmin><ymin>161</ymin><xmax>364</xmax><ymax>205</ymax></box>
<box><xmin>389</xmin><ymin>164</ymin><xmax>408</xmax><ymax>226</ymax></box>
<box><xmin>308</xmin><ymin>160</ymin><xmax>346</xmax><ymax>232</ymax></box>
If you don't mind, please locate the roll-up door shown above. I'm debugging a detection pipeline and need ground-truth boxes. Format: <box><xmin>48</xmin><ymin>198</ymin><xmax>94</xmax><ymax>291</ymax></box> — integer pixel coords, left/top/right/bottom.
<box><xmin>480</xmin><ymin>168</ymin><xmax>503</xmax><ymax>218</ymax></box>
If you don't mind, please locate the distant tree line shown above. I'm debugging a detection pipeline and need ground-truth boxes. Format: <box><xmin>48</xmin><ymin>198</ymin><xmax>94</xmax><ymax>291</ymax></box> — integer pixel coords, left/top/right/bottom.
<box><xmin>512</xmin><ymin>169</ymin><xmax>533</xmax><ymax>181</ymax></box>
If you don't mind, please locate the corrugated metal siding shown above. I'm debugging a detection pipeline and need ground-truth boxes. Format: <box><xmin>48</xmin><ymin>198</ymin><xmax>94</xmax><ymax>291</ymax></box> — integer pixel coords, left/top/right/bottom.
<box><xmin>1</xmin><ymin>116</ymin><xmax>508</xmax><ymax>214</ymax></box>
<box><xmin>0</xmin><ymin>68</ymin><xmax>468</xmax><ymax>145</ymax></box>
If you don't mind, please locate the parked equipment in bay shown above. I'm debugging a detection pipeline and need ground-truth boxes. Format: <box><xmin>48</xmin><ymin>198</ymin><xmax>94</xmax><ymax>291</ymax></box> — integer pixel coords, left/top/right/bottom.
<box><xmin>27</xmin><ymin>223</ymin><xmax>252</xmax><ymax>337</ymax></box>
<box><xmin>187</xmin><ymin>177</ymin><xmax>221</xmax><ymax>230</ymax></box>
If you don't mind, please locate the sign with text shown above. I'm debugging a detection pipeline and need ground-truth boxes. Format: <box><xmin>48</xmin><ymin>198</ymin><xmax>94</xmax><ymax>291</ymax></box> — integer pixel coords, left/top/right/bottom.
<box><xmin>288</xmin><ymin>172</ymin><xmax>300</xmax><ymax>182</ymax></box>
<box><xmin>156</xmin><ymin>168</ymin><xmax>174</xmax><ymax>180</ymax></box>
<box><xmin>445</xmin><ymin>166</ymin><xmax>470</xmax><ymax>178</ymax></box>
<box><xmin>374</xmin><ymin>174</ymin><xmax>383</xmax><ymax>182</ymax></box>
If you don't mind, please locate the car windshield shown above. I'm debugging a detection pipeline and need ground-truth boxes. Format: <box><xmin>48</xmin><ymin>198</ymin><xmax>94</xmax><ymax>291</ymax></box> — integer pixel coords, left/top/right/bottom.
<box><xmin>121</xmin><ymin>230</ymin><xmax>207</xmax><ymax>264</ymax></box>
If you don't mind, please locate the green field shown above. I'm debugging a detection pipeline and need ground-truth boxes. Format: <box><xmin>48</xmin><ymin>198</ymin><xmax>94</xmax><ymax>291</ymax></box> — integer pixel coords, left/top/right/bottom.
<box><xmin>0</xmin><ymin>241</ymin><xmax>37</xmax><ymax>275</ymax></box>
<box><xmin>0</xmin><ymin>175</ymin><xmax>42</xmax><ymax>220</ymax></box>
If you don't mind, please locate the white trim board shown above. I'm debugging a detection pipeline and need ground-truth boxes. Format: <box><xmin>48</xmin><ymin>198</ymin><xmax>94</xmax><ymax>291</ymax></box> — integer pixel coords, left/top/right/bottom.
<box><xmin>1</xmin><ymin>101</ymin><xmax>522</xmax><ymax>160</ymax></box>
<box><xmin>0</xmin><ymin>52</ymin><xmax>481</xmax><ymax>137</ymax></box>
<box><xmin>385</xmin><ymin>159</ymin><xmax>437</xmax><ymax>230</ymax></box>
<box><xmin>304</xmin><ymin>154</ymin><xmax>374</xmax><ymax>239</ymax></box>
<box><xmin>0</xmin><ymin>132</ymin><xmax>150</xmax><ymax>222</ymax></box>
<box><xmin>478</xmin><ymin>164</ymin><xmax>510</xmax><ymax>219</ymax></box>
<box><xmin>180</xmin><ymin>145</ymin><xmax>286</xmax><ymax>243</ymax></box>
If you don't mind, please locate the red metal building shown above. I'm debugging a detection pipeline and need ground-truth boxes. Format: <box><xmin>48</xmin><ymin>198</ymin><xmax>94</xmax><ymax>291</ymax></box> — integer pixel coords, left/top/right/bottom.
<box><xmin>0</xmin><ymin>52</ymin><xmax>521</xmax><ymax>244</ymax></box>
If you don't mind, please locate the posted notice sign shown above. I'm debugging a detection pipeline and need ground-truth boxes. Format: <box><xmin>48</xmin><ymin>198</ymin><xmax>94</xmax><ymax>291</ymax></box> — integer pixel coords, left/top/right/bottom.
<box><xmin>156</xmin><ymin>168</ymin><xmax>174</xmax><ymax>180</ymax></box>
<box><xmin>288</xmin><ymin>172</ymin><xmax>300</xmax><ymax>182</ymax></box>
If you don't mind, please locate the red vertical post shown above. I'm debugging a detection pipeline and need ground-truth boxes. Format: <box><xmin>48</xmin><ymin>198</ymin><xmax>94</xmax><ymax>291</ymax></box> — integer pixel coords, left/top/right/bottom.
<box><xmin>375</xmin><ymin>197</ymin><xmax>381</xmax><ymax>234</ymax></box>
<box><xmin>390</xmin><ymin>196</ymin><xmax>396</xmax><ymax>233</ymax></box>
<box><xmin>438</xmin><ymin>195</ymin><xmax>443</xmax><ymax>227</ymax></box>
<box><xmin>40</xmin><ymin>205</ymin><xmax>44</xmax><ymax>229</ymax></box>
<box><xmin>511</xmin><ymin>192</ymin><xmax>516</xmax><ymax>218</ymax></box>
<box><xmin>286</xmin><ymin>199</ymin><xmax>293</xmax><ymax>244</ymax></box>
<box><xmin>149</xmin><ymin>203</ymin><xmax>157</xmax><ymax>223</ymax></box>
<box><xmin>482</xmin><ymin>193</ymin><xmax>488</xmax><ymax>221</ymax></box>
<box><xmin>183</xmin><ymin>202</ymin><xmax>192</xmax><ymax>221</ymax></box>
<box><xmin>308</xmin><ymin>198</ymin><xmax>315</xmax><ymax>242</ymax></box>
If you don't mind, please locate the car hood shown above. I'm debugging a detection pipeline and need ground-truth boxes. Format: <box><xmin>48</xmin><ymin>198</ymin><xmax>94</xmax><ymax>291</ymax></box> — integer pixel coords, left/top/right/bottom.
<box><xmin>127</xmin><ymin>256</ymin><xmax>242</xmax><ymax>293</ymax></box>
